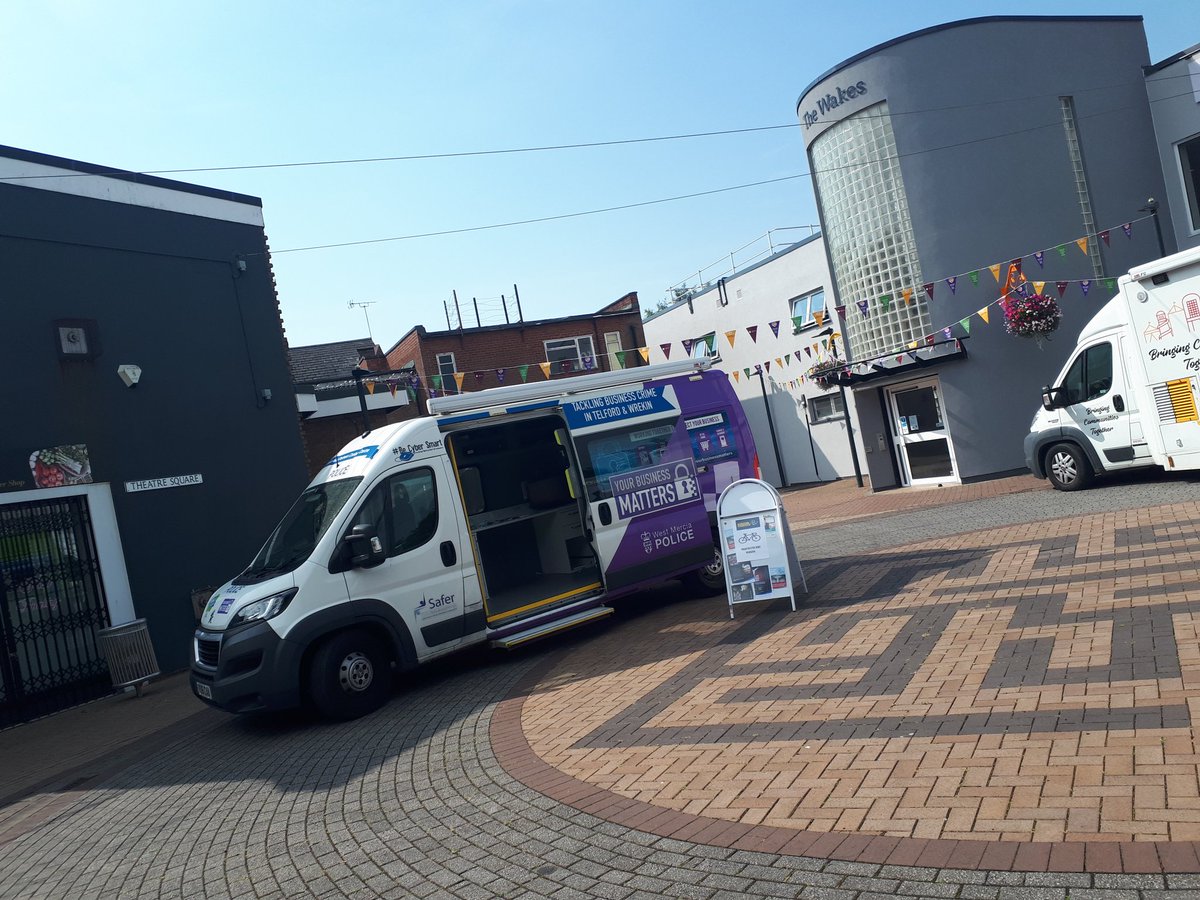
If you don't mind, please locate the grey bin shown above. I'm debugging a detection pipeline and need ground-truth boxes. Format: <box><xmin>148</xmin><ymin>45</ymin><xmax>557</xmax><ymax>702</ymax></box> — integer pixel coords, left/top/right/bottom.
<box><xmin>96</xmin><ymin>618</ymin><xmax>161</xmax><ymax>696</ymax></box>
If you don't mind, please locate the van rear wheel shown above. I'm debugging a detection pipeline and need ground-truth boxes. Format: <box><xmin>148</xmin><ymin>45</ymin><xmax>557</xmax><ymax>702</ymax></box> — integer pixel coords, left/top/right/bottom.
<box><xmin>1046</xmin><ymin>443</ymin><xmax>1093</xmax><ymax>491</ymax></box>
<box><xmin>308</xmin><ymin>629</ymin><xmax>391</xmax><ymax>719</ymax></box>
<box><xmin>682</xmin><ymin>547</ymin><xmax>725</xmax><ymax>595</ymax></box>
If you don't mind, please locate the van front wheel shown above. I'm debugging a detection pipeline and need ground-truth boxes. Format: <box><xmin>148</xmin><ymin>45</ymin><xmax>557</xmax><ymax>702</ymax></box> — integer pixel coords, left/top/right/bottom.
<box><xmin>308</xmin><ymin>629</ymin><xmax>391</xmax><ymax>719</ymax></box>
<box><xmin>682</xmin><ymin>548</ymin><xmax>726</xmax><ymax>595</ymax></box>
<box><xmin>1046</xmin><ymin>443</ymin><xmax>1093</xmax><ymax>491</ymax></box>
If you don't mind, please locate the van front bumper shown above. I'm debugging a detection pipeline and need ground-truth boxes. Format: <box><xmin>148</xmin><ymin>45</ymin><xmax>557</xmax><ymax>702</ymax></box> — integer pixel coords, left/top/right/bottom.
<box><xmin>190</xmin><ymin>620</ymin><xmax>302</xmax><ymax>713</ymax></box>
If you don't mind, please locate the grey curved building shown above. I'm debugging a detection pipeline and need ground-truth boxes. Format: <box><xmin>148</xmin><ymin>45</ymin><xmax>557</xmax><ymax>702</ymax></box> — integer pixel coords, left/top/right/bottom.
<box><xmin>797</xmin><ymin>15</ymin><xmax>1179</xmax><ymax>488</ymax></box>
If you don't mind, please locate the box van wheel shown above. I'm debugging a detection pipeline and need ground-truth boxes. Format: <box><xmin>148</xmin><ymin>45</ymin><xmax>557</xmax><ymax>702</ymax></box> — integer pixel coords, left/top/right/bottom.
<box><xmin>682</xmin><ymin>547</ymin><xmax>725</xmax><ymax>595</ymax></box>
<box><xmin>308</xmin><ymin>628</ymin><xmax>392</xmax><ymax>719</ymax></box>
<box><xmin>1046</xmin><ymin>442</ymin><xmax>1093</xmax><ymax>491</ymax></box>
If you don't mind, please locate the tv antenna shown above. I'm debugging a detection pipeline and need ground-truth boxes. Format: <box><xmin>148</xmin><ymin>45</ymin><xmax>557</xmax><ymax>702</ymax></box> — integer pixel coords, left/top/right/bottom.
<box><xmin>347</xmin><ymin>300</ymin><xmax>377</xmax><ymax>341</ymax></box>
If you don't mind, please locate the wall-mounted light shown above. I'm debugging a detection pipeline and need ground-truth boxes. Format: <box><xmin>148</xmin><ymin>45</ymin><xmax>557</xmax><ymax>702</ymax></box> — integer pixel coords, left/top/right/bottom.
<box><xmin>54</xmin><ymin>318</ymin><xmax>100</xmax><ymax>360</ymax></box>
<box><xmin>117</xmin><ymin>364</ymin><xmax>142</xmax><ymax>388</ymax></box>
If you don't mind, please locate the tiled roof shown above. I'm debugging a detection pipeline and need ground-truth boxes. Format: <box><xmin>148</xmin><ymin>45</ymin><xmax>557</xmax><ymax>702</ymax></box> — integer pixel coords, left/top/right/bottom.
<box><xmin>289</xmin><ymin>337</ymin><xmax>380</xmax><ymax>386</ymax></box>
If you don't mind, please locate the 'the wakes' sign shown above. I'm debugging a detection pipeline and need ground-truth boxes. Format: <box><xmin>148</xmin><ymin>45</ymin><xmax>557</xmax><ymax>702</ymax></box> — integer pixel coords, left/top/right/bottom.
<box><xmin>801</xmin><ymin>80</ymin><xmax>868</xmax><ymax>128</ymax></box>
<box><xmin>125</xmin><ymin>473</ymin><xmax>203</xmax><ymax>493</ymax></box>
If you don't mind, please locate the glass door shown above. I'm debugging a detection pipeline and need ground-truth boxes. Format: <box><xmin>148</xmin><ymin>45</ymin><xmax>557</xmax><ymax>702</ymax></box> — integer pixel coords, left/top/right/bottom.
<box><xmin>886</xmin><ymin>378</ymin><xmax>959</xmax><ymax>486</ymax></box>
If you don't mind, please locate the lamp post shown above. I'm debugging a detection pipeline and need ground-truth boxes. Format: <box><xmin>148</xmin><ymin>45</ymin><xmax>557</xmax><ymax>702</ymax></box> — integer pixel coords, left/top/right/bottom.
<box><xmin>817</xmin><ymin>327</ymin><xmax>864</xmax><ymax>488</ymax></box>
<box><xmin>753</xmin><ymin>365</ymin><xmax>788</xmax><ymax>486</ymax></box>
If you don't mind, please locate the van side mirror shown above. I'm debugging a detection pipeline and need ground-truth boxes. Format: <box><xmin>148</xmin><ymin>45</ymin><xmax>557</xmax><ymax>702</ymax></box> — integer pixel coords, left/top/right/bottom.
<box><xmin>1041</xmin><ymin>386</ymin><xmax>1060</xmax><ymax>411</ymax></box>
<box><xmin>345</xmin><ymin>524</ymin><xmax>387</xmax><ymax>569</ymax></box>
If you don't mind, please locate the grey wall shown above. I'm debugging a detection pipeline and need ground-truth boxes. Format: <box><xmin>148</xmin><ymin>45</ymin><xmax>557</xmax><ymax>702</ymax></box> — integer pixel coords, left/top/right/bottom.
<box><xmin>0</xmin><ymin>180</ymin><xmax>309</xmax><ymax>670</ymax></box>
<box><xmin>799</xmin><ymin>17</ymin><xmax>1169</xmax><ymax>480</ymax></box>
<box><xmin>1146</xmin><ymin>53</ymin><xmax>1200</xmax><ymax>251</ymax></box>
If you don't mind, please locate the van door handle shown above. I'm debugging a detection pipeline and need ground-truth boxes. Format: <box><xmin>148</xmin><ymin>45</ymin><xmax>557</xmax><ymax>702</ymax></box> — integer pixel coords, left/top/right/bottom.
<box><xmin>598</xmin><ymin>503</ymin><xmax>612</xmax><ymax>526</ymax></box>
<box><xmin>440</xmin><ymin>541</ymin><xmax>457</xmax><ymax>566</ymax></box>
<box><xmin>1113</xmin><ymin>394</ymin><xmax>1125</xmax><ymax>412</ymax></box>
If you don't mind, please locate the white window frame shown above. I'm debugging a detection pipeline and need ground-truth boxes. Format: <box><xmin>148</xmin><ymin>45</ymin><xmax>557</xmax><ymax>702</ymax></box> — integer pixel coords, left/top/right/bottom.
<box><xmin>435</xmin><ymin>352</ymin><xmax>458</xmax><ymax>394</ymax></box>
<box><xmin>690</xmin><ymin>332</ymin><xmax>719</xmax><ymax>362</ymax></box>
<box><xmin>544</xmin><ymin>335</ymin><xmax>596</xmax><ymax>374</ymax></box>
<box><xmin>1178</xmin><ymin>131</ymin><xmax>1200</xmax><ymax>235</ymax></box>
<box><xmin>808</xmin><ymin>392</ymin><xmax>844</xmax><ymax>424</ymax></box>
<box><xmin>604</xmin><ymin>331</ymin><xmax>624</xmax><ymax>369</ymax></box>
<box><xmin>790</xmin><ymin>288</ymin><xmax>827</xmax><ymax>332</ymax></box>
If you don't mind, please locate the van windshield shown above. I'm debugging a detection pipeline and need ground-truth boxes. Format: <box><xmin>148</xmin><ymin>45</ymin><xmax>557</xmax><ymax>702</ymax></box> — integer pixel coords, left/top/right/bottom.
<box><xmin>238</xmin><ymin>478</ymin><xmax>362</xmax><ymax>582</ymax></box>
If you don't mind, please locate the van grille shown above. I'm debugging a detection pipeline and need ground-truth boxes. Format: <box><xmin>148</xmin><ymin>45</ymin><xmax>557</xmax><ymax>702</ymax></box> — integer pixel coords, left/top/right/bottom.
<box><xmin>195</xmin><ymin>634</ymin><xmax>221</xmax><ymax>669</ymax></box>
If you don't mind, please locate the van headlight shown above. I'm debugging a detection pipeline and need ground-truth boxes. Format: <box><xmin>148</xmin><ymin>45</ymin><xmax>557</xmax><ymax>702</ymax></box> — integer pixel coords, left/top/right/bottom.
<box><xmin>230</xmin><ymin>588</ymin><xmax>297</xmax><ymax>627</ymax></box>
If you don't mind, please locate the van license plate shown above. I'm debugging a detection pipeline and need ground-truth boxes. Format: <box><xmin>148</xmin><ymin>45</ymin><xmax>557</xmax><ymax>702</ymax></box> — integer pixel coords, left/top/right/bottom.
<box><xmin>195</xmin><ymin>681</ymin><xmax>213</xmax><ymax>700</ymax></box>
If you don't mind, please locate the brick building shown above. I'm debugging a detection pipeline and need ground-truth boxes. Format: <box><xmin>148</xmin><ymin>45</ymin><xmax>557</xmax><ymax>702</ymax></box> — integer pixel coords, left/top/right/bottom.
<box><xmin>384</xmin><ymin>293</ymin><xmax>646</xmax><ymax>397</ymax></box>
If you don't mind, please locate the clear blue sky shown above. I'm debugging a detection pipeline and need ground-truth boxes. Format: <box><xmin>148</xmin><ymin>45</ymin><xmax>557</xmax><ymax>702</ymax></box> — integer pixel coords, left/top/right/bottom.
<box><xmin>4</xmin><ymin>1</ymin><xmax>1195</xmax><ymax>349</ymax></box>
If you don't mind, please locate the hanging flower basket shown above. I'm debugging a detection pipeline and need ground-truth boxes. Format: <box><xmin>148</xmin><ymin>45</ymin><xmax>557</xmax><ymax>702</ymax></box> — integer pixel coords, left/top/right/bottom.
<box><xmin>1003</xmin><ymin>293</ymin><xmax>1062</xmax><ymax>339</ymax></box>
<box><xmin>806</xmin><ymin>361</ymin><xmax>843</xmax><ymax>389</ymax></box>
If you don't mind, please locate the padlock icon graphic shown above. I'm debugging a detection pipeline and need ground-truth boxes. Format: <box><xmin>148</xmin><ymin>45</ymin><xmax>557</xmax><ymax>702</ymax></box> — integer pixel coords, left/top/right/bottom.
<box><xmin>674</xmin><ymin>463</ymin><xmax>698</xmax><ymax>500</ymax></box>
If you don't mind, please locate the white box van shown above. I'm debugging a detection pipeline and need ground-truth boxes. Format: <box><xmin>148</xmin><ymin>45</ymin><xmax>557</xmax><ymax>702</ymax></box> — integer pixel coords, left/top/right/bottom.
<box><xmin>191</xmin><ymin>358</ymin><xmax>759</xmax><ymax>717</ymax></box>
<box><xmin>1026</xmin><ymin>244</ymin><xmax>1200</xmax><ymax>490</ymax></box>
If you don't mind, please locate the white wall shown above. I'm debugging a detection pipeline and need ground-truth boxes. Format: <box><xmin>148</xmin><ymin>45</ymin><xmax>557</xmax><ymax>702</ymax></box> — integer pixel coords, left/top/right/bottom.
<box><xmin>643</xmin><ymin>236</ymin><xmax>864</xmax><ymax>488</ymax></box>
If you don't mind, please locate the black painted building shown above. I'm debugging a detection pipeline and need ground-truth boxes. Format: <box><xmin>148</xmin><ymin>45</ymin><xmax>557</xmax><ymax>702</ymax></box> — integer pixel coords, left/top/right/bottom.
<box><xmin>0</xmin><ymin>145</ymin><xmax>308</xmax><ymax>722</ymax></box>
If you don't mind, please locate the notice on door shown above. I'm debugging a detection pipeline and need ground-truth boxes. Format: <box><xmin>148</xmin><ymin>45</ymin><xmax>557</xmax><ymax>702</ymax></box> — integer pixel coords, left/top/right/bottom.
<box><xmin>609</xmin><ymin>457</ymin><xmax>700</xmax><ymax>519</ymax></box>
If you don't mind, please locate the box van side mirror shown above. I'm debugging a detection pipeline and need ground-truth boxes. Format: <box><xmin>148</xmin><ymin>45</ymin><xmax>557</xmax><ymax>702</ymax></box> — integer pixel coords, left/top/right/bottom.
<box><xmin>345</xmin><ymin>524</ymin><xmax>387</xmax><ymax>569</ymax></box>
<box><xmin>1041</xmin><ymin>386</ymin><xmax>1060</xmax><ymax>411</ymax></box>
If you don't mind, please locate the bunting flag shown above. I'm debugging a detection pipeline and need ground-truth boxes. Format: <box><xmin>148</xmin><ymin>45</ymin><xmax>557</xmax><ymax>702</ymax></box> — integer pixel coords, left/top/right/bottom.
<box><xmin>804</xmin><ymin>347</ymin><xmax>812</xmax><ymax>358</ymax></box>
<box><xmin>1034</xmin><ymin>281</ymin><xmax>1046</xmax><ymax>295</ymax></box>
<box><xmin>660</xmin><ymin>342</ymin><xmax>672</xmax><ymax>359</ymax></box>
<box><xmin>453</xmin><ymin>372</ymin><xmax>466</xmax><ymax>391</ymax></box>
<box><xmin>989</xmin><ymin>265</ymin><xmax>1001</xmax><ymax>283</ymax></box>
<box><xmin>1103</xmin><ymin>277</ymin><xmax>1117</xmax><ymax>293</ymax></box>
<box><xmin>880</xmin><ymin>294</ymin><xmax>891</xmax><ymax>311</ymax></box>
<box><xmin>725</xmin><ymin>330</ymin><xmax>737</xmax><ymax>348</ymax></box>
<box><xmin>959</xmin><ymin>317</ymin><xmax>971</xmax><ymax>335</ymax></box>
<box><xmin>614</xmin><ymin>351</ymin><xmax>625</xmax><ymax>368</ymax></box>
<box><xmin>743</xmin><ymin>368</ymin><xmax>751</xmax><ymax>378</ymax></box>
<box><xmin>856</xmin><ymin>300</ymin><xmax>869</xmax><ymax>317</ymax></box>
<box><xmin>764</xmin><ymin>361</ymin><xmax>771</xmax><ymax>373</ymax></box>
<box><xmin>1034</xmin><ymin>251</ymin><xmax>1044</xmax><ymax>268</ymax></box>
<box><xmin>1100</xmin><ymin>230</ymin><xmax>1110</xmax><ymax>247</ymax></box>
<box><xmin>518</xmin><ymin>364</ymin><xmax>530</xmax><ymax>382</ymax></box>
<box><xmin>732</xmin><ymin>371</ymin><xmax>739</xmax><ymax>382</ymax></box>
<box><xmin>496</xmin><ymin>368</ymin><xmax>507</xmax><ymax>383</ymax></box>
<box><xmin>581</xmin><ymin>355</ymin><xmax>595</xmax><ymax>371</ymax></box>
<box><xmin>835</xmin><ymin>305</ymin><xmax>847</xmax><ymax>322</ymax></box>
<box><xmin>978</xmin><ymin>307</ymin><xmax>990</xmax><ymax>324</ymax></box>
<box><xmin>1056</xmin><ymin>244</ymin><xmax>1068</xmax><ymax>258</ymax></box>
<box><xmin>768</xmin><ymin>320</ymin><xmax>780</xmax><ymax>338</ymax></box>
<box><xmin>388</xmin><ymin>381</ymin><xmax>398</xmax><ymax>397</ymax></box>
<box><xmin>942</xmin><ymin>327</ymin><xmax>953</xmax><ymax>340</ymax></box>
<box><xmin>924</xmin><ymin>282</ymin><xmax>935</xmax><ymax>299</ymax></box>
<box><xmin>637</xmin><ymin>347</ymin><xmax>649</xmax><ymax>363</ymax></box>
<box><xmin>365</xmin><ymin>382</ymin><xmax>376</xmax><ymax>395</ymax></box>
<box><xmin>1076</xmin><ymin>237</ymin><xmax>1089</xmax><ymax>255</ymax></box>
<box><xmin>908</xmin><ymin>341</ymin><xmax>918</xmax><ymax>350</ymax></box>
<box><xmin>783</xmin><ymin>353</ymin><xmax>791</xmax><ymax>365</ymax></box>
<box><xmin>429</xmin><ymin>389</ymin><xmax>440</xmax><ymax>399</ymax></box>
<box><xmin>538</xmin><ymin>362</ymin><xmax>551</xmax><ymax>379</ymax></box>
<box><xmin>813</xmin><ymin>311</ymin><xmax>826</xmax><ymax>328</ymax></box>
<box><xmin>775</xmin><ymin>357</ymin><xmax>783</xmax><ymax>368</ymax></box>
<box><xmin>431</xmin><ymin>375</ymin><xmax>443</xmax><ymax>390</ymax></box>
<box><xmin>925</xmin><ymin>335</ymin><xmax>935</xmax><ymax>346</ymax></box>
<box><xmin>1122</xmin><ymin>222</ymin><xmax>1132</xmax><ymax>239</ymax></box>
<box><xmin>945</xmin><ymin>277</ymin><xmax>957</xmax><ymax>295</ymax></box>
<box><xmin>1011</xmin><ymin>258</ymin><xmax>1023</xmax><ymax>274</ymax></box>
<box><xmin>1080</xmin><ymin>280</ymin><xmax>1091</xmax><ymax>296</ymax></box>
<box><xmin>474</xmin><ymin>372</ymin><xmax>485</xmax><ymax>386</ymax></box>
<box><xmin>1056</xmin><ymin>281</ymin><xmax>1068</xmax><ymax>297</ymax></box>
<box><xmin>902</xmin><ymin>288</ymin><xmax>913</xmax><ymax>305</ymax></box>
<box><xmin>747</xmin><ymin>325</ymin><xmax>759</xmax><ymax>343</ymax></box>
<box><xmin>681</xmin><ymin>339</ymin><xmax>694</xmax><ymax>356</ymax></box>
<box><xmin>968</xmin><ymin>271</ymin><xmax>980</xmax><ymax>286</ymax></box>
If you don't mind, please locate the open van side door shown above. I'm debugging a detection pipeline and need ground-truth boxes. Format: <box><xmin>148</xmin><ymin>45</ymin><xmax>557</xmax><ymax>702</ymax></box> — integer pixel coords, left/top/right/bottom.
<box><xmin>562</xmin><ymin>382</ymin><xmax>712</xmax><ymax>591</ymax></box>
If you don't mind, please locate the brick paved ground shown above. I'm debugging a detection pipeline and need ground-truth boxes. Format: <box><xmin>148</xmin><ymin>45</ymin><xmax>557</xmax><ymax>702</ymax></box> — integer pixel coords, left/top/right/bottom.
<box><xmin>5</xmin><ymin>475</ymin><xmax>1200</xmax><ymax>897</ymax></box>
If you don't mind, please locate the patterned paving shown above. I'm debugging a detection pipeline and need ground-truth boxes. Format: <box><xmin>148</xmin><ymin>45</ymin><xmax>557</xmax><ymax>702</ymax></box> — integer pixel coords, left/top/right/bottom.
<box><xmin>505</xmin><ymin>502</ymin><xmax>1200</xmax><ymax>856</ymax></box>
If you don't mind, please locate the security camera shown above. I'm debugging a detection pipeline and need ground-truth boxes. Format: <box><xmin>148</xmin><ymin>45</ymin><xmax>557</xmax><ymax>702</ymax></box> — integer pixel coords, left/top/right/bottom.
<box><xmin>117</xmin><ymin>364</ymin><xmax>142</xmax><ymax>388</ymax></box>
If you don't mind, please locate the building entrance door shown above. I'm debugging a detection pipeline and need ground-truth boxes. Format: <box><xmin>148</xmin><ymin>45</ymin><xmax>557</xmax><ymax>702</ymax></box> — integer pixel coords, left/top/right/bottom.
<box><xmin>0</xmin><ymin>494</ymin><xmax>113</xmax><ymax>728</ymax></box>
<box><xmin>886</xmin><ymin>378</ymin><xmax>959</xmax><ymax>486</ymax></box>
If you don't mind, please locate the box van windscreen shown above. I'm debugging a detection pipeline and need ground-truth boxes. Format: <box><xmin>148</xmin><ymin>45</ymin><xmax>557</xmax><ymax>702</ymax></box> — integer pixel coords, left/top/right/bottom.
<box><xmin>239</xmin><ymin>478</ymin><xmax>362</xmax><ymax>582</ymax></box>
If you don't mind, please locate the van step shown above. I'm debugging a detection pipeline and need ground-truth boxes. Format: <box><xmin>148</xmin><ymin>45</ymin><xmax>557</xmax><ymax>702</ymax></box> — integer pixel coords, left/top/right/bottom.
<box><xmin>489</xmin><ymin>606</ymin><xmax>614</xmax><ymax>649</ymax></box>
